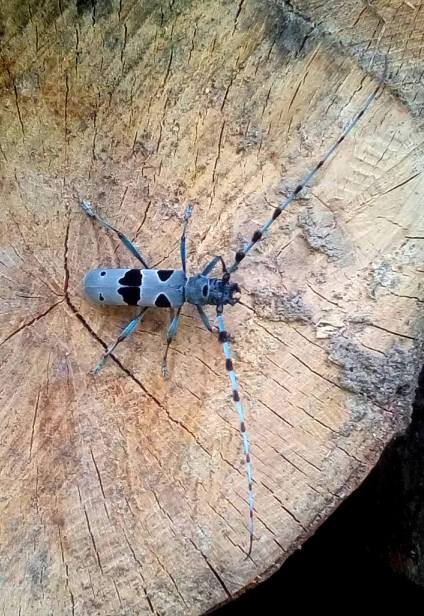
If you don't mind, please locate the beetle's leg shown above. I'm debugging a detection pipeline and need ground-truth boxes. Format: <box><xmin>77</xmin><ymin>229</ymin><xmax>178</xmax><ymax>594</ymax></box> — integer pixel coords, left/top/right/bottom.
<box><xmin>180</xmin><ymin>203</ymin><xmax>192</xmax><ymax>275</ymax></box>
<box><xmin>92</xmin><ymin>307</ymin><xmax>149</xmax><ymax>374</ymax></box>
<box><xmin>201</xmin><ymin>255</ymin><xmax>220</xmax><ymax>276</ymax></box>
<box><xmin>201</xmin><ymin>255</ymin><xmax>228</xmax><ymax>277</ymax></box>
<box><xmin>161</xmin><ymin>307</ymin><xmax>182</xmax><ymax>378</ymax></box>
<box><xmin>80</xmin><ymin>199</ymin><xmax>150</xmax><ymax>268</ymax></box>
<box><xmin>196</xmin><ymin>305</ymin><xmax>217</xmax><ymax>333</ymax></box>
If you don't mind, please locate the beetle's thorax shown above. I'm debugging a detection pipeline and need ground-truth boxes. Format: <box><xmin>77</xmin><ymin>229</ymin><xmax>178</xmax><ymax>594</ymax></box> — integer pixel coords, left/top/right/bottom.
<box><xmin>185</xmin><ymin>274</ymin><xmax>240</xmax><ymax>306</ymax></box>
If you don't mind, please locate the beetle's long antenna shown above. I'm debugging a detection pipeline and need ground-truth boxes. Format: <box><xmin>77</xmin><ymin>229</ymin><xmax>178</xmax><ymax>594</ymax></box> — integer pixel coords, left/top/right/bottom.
<box><xmin>228</xmin><ymin>70</ymin><xmax>386</xmax><ymax>274</ymax></box>
<box><xmin>216</xmin><ymin>306</ymin><xmax>254</xmax><ymax>557</ymax></box>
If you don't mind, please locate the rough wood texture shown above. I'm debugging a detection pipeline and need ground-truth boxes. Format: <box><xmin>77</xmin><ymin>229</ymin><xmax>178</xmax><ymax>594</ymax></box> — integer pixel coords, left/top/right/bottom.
<box><xmin>0</xmin><ymin>0</ymin><xmax>423</xmax><ymax>614</ymax></box>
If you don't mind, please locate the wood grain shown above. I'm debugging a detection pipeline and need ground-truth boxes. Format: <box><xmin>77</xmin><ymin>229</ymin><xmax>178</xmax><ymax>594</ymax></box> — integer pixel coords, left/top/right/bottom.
<box><xmin>0</xmin><ymin>1</ymin><xmax>422</xmax><ymax>613</ymax></box>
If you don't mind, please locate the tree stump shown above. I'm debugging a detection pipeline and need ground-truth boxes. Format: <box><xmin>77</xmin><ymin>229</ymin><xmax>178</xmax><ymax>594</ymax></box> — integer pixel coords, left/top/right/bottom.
<box><xmin>0</xmin><ymin>1</ymin><xmax>423</xmax><ymax>614</ymax></box>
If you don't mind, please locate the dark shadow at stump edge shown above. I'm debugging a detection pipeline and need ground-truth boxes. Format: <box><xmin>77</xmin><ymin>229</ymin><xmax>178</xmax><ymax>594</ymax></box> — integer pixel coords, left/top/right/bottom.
<box><xmin>213</xmin><ymin>365</ymin><xmax>424</xmax><ymax>613</ymax></box>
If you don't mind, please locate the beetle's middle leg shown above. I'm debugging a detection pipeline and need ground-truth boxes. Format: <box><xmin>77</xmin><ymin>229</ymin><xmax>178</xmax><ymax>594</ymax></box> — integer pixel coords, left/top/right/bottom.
<box><xmin>92</xmin><ymin>307</ymin><xmax>149</xmax><ymax>374</ymax></box>
<box><xmin>161</xmin><ymin>307</ymin><xmax>182</xmax><ymax>378</ymax></box>
<box><xmin>80</xmin><ymin>199</ymin><xmax>150</xmax><ymax>268</ymax></box>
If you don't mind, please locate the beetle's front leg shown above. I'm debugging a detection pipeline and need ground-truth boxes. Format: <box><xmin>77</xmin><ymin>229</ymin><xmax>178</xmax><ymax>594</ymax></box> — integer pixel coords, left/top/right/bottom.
<box><xmin>201</xmin><ymin>255</ymin><xmax>228</xmax><ymax>277</ymax></box>
<box><xmin>196</xmin><ymin>305</ymin><xmax>218</xmax><ymax>333</ymax></box>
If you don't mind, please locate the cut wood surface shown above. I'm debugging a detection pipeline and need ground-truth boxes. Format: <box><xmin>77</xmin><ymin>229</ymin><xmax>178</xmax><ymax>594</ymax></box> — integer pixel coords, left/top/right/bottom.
<box><xmin>0</xmin><ymin>0</ymin><xmax>423</xmax><ymax>614</ymax></box>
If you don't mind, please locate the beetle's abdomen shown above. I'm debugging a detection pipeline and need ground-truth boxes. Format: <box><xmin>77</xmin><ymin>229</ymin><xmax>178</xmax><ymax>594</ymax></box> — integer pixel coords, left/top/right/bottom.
<box><xmin>83</xmin><ymin>269</ymin><xmax>185</xmax><ymax>308</ymax></box>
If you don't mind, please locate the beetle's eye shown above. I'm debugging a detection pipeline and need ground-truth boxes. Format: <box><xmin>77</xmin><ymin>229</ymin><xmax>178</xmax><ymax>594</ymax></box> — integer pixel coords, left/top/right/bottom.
<box><xmin>202</xmin><ymin>284</ymin><xmax>208</xmax><ymax>297</ymax></box>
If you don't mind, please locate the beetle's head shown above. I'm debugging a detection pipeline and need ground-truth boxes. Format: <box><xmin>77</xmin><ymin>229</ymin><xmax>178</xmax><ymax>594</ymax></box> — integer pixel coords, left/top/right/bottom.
<box><xmin>185</xmin><ymin>275</ymin><xmax>241</xmax><ymax>306</ymax></box>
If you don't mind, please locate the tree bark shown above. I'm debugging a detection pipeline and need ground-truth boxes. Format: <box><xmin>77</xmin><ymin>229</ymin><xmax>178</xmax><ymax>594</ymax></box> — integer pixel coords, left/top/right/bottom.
<box><xmin>0</xmin><ymin>0</ymin><xmax>422</xmax><ymax>614</ymax></box>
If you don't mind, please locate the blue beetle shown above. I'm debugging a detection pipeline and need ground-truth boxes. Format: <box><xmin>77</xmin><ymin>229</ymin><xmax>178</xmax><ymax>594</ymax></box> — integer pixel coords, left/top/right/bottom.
<box><xmin>80</xmin><ymin>72</ymin><xmax>383</xmax><ymax>557</ymax></box>
<box><xmin>81</xmin><ymin>200</ymin><xmax>240</xmax><ymax>376</ymax></box>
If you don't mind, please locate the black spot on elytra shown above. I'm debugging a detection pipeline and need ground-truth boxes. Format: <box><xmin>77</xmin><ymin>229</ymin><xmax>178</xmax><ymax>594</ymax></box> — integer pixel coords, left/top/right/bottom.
<box><xmin>99</xmin><ymin>293</ymin><xmax>104</xmax><ymax>302</ymax></box>
<box><xmin>118</xmin><ymin>286</ymin><xmax>140</xmax><ymax>306</ymax></box>
<box><xmin>155</xmin><ymin>293</ymin><xmax>171</xmax><ymax>308</ymax></box>
<box><xmin>100</xmin><ymin>271</ymin><xmax>106</xmax><ymax>276</ymax></box>
<box><xmin>119</xmin><ymin>269</ymin><xmax>142</xmax><ymax>286</ymax></box>
<box><xmin>157</xmin><ymin>270</ymin><xmax>174</xmax><ymax>282</ymax></box>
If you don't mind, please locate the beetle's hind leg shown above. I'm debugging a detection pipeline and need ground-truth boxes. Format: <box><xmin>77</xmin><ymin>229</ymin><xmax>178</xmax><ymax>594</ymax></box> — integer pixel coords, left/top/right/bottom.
<box><xmin>80</xmin><ymin>199</ymin><xmax>150</xmax><ymax>268</ymax></box>
<box><xmin>92</xmin><ymin>307</ymin><xmax>149</xmax><ymax>374</ymax></box>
